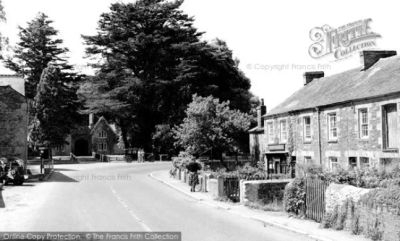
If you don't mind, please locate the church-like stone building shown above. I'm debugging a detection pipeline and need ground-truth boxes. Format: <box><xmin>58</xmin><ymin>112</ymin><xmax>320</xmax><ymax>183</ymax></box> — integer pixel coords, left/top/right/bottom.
<box><xmin>52</xmin><ymin>114</ymin><xmax>124</xmax><ymax>157</ymax></box>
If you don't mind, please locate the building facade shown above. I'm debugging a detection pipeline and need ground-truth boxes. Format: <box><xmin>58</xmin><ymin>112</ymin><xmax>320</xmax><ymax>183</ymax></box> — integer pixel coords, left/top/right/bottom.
<box><xmin>249</xmin><ymin>99</ymin><xmax>267</xmax><ymax>163</ymax></box>
<box><xmin>257</xmin><ymin>50</ymin><xmax>400</xmax><ymax>175</ymax></box>
<box><xmin>0</xmin><ymin>76</ymin><xmax>28</xmax><ymax>163</ymax></box>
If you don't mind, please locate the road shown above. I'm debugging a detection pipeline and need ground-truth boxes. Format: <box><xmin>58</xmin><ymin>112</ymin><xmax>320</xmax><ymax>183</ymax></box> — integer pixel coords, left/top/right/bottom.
<box><xmin>0</xmin><ymin>162</ymin><xmax>312</xmax><ymax>241</ymax></box>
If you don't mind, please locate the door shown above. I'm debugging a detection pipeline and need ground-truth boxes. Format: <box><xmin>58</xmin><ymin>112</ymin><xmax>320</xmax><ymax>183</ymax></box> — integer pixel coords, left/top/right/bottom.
<box><xmin>74</xmin><ymin>139</ymin><xmax>89</xmax><ymax>156</ymax></box>
<box><xmin>385</xmin><ymin>104</ymin><xmax>399</xmax><ymax>149</ymax></box>
<box><xmin>273</xmin><ymin>157</ymin><xmax>280</xmax><ymax>174</ymax></box>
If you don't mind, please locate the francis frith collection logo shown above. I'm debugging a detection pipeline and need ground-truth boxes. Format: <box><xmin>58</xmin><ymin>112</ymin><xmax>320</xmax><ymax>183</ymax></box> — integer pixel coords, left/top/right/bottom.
<box><xmin>309</xmin><ymin>19</ymin><xmax>381</xmax><ymax>60</ymax></box>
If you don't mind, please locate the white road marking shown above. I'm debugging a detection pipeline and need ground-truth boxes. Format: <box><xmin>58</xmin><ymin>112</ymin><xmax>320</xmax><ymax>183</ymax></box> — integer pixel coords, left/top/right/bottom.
<box><xmin>108</xmin><ymin>184</ymin><xmax>152</xmax><ymax>231</ymax></box>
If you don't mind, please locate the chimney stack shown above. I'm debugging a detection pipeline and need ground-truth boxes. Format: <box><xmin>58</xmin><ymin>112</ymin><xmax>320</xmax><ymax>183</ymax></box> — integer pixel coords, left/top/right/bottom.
<box><xmin>89</xmin><ymin>113</ymin><xmax>94</xmax><ymax>129</ymax></box>
<box><xmin>303</xmin><ymin>71</ymin><xmax>324</xmax><ymax>86</ymax></box>
<box><xmin>257</xmin><ymin>99</ymin><xmax>267</xmax><ymax>128</ymax></box>
<box><xmin>360</xmin><ymin>50</ymin><xmax>397</xmax><ymax>70</ymax></box>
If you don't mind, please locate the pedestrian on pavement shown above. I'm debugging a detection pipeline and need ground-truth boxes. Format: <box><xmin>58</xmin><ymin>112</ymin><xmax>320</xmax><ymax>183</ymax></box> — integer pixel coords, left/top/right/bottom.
<box><xmin>138</xmin><ymin>149</ymin><xmax>145</xmax><ymax>162</ymax></box>
<box><xmin>186</xmin><ymin>160</ymin><xmax>202</xmax><ymax>192</ymax></box>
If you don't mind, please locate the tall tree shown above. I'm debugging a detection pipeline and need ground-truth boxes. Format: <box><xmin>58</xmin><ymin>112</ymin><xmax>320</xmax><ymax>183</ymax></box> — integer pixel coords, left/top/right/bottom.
<box><xmin>82</xmin><ymin>0</ymin><xmax>255</xmax><ymax>152</ymax></box>
<box><xmin>4</xmin><ymin>13</ymin><xmax>74</xmax><ymax>99</ymax></box>
<box><xmin>31</xmin><ymin>65</ymin><xmax>81</xmax><ymax>147</ymax></box>
<box><xmin>174</xmin><ymin>95</ymin><xmax>251</xmax><ymax>160</ymax></box>
<box><xmin>0</xmin><ymin>0</ymin><xmax>7</xmax><ymax>51</ymax></box>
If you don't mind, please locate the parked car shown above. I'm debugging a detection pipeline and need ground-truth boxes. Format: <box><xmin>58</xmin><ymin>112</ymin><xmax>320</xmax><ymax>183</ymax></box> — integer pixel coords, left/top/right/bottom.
<box><xmin>0</xmin><ymin>158</ymin><xmax>26</xmax><ymax>185</ymax></box>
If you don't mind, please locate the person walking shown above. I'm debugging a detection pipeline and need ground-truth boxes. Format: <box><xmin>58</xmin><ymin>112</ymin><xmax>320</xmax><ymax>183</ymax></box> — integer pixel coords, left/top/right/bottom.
<box><xmin>186</xmin><ymin>160</ymin><xmax>202</xmax><ymax>192</ymax></box>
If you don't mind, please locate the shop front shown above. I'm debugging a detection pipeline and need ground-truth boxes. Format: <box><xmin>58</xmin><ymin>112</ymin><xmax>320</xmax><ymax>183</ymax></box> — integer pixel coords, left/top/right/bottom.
<box><xmin>265</xmin><ymin>144</ymin><xmax>296</xmax><ymax>178</ymax></box>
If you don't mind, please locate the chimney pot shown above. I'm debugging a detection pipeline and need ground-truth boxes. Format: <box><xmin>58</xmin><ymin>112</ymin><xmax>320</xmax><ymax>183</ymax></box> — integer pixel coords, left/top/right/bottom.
<box><xmin>89</xmin><ymin>113</ymin><xmax>94</xmax><ymax>129</ymax></box>
<box><xmin>304</xmin><ymin>71</ymin><xmax>324</xmax><ymax>86</ymax></box>
<box><xmin>360</xmin><ymin>50</ymin><xmax>397</xmax><ymax>70</ymax></box>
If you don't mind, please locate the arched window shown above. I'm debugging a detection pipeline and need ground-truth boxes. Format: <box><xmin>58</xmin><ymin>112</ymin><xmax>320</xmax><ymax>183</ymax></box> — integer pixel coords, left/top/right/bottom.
<box><xmin>98</xmin><ymin>130</ymin><xmax>107</xmax><ymax>138</ymax></box>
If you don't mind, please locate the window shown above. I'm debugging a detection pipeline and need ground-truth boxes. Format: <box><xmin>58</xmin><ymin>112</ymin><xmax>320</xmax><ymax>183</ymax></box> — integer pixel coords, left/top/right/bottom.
<box><xmin>380</xmin><ymin>158</ymin><xmax>392</xmax><ymax>167</ymax></box>
<box><xmin>382</xmin><ymin>104</ymin><xmax>399</xmax><ymax>150</ymax></box>
<box><xmin>329</xmin><ymin>157</ymin><xmax>339</xmax><ymax>172</ymax></box>
<box><xmin>379</xmin><ymin>158</ymin><xmax>400</xmax><ymax>168</ymax></box>
<box><xmin>303</xmin><ymin>116</ymin><xmax>311</xmax><ymax>142</ymax></box>
<box><xmin>98</xmin><ymin>142</ymin><xmax>107</xmax><ymax>151</ymax></box>
<box><xmin>328</xmin><ymin>113</ymin><xmax>338</xmax><ymax>141</ymax></box>
<box><xmin>360</xmin><ymin>157</ymin><xmax>369</xmax><ymax>169</ymax></box>
<box><xmin>267</xmin><ymin>122</ymin><xmax>274</xmax><ymax>144</ymax></box>
<box><xmin>98</xmin><ymin>130</ymin><xmax>107</xmax><ymax>138</ymax></box>
<box><xmin>304</xmin><ymin>156</ymin><xmax>312</xmax><ymax>165</ymax></box>
<box><xmin>280</xmin><ymin>120</ymin><xmax>287</xmax><ymax>143</ymax></box>
<box><xmin>358</xmin><ymin>109</ymin><xmax>369</xmax><ymax>138</ymax></box>
<box><xmin>56</xmin><ymin>145</ymin><xmax>65</xmax><ymax>152</ymax></box>
<box><xmin>348</xmin><ymin>157</ymin><xmax>357</xmax><ymax>170</ymax></box>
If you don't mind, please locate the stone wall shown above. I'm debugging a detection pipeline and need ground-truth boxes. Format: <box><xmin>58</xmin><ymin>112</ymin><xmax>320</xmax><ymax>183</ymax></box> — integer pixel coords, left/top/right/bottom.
<box><xmin>357</xmin><ymin>202</ymin><xmax>400</xmax><ymax>241</ymax></box>
<box><xmin>325</xmin><ymin>183</ymin><xmax>371</xmax><ymax>214</ymax></box>
<box><xmin>240</xmin><ymin>179</ymin><xmax>290</xmax><ymax>206</ymax></box>
<box><xmin>324</xmin><ymin>183</ymin><xmax>400</xmax><ymax>241</ymax></box>
<box><xmin>0</xmin><ymin>86</ymin><xmax>27</xmax><ymax>162</ymax></box>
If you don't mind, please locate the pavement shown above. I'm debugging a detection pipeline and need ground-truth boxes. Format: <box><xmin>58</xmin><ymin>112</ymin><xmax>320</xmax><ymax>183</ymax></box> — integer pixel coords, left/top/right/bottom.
<box><xmin>150</xmin><ymin>170</ymin><xmax>371</xmax><ymax>241</ymax></box>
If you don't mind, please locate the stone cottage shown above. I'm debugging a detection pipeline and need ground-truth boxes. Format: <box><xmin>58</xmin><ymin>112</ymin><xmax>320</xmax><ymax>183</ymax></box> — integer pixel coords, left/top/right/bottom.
<box><xmin>0</xmin><ymin>75</ymin><xmax>28</xmax><ymax>163</ymax></box>
<box><xmin>259</xmin><ymin>50</ymin><xmax>400</xmax><ymax>175</ymax></box>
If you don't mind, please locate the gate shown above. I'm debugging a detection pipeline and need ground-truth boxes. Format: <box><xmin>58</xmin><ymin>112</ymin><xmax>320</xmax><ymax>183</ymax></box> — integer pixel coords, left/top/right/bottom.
<box><xmin>224</xmin><ymin>177</ymin><xmax>240</xmax><ymax>202</ymax></box>
<box><xmin>305</xmin><ymin>178</ymin><xmax>328</xmax><ymax>222</ymax></box>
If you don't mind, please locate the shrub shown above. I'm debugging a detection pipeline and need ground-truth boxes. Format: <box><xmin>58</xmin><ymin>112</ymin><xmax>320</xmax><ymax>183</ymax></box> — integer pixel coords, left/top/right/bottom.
<box><xmin>208</xmin><ymin>163</ymin><xmax>268</xmax><ymax>180</ymax></box>
<box><xmin>351</xmin><ymin>213</ymin><xmax>362</xmax><ymax>235</ymax></box>
<box><xmin>171</xmin><ymin>151</ymin><xmax>195</xmax><ymax>176</ymax></box>
<box><xmin>315</xmin><ymin>163</ymin><xmax>400</xmax><ymax>189</ymax></box>
<box><xmin>368</xmin><ymin>219</ymin><xmax>383</xmax><ymax>241</ymax></box>
<box><xmin>244</xmin><ymin>201</ymin><xmax>282</xmax><ymax>212</ymax></box>
<box><xmin>360</xmin><ymin>186</ymin><xmax>400</xmax><ymax>210</ymax></box>
<box><xmin>334</xmin><ymin>200</ymin><xmax>349</xmax><ymax>230</ymax></box>
<box><xmin>283</xmin><ymin>178</ymin><xmax>306</xmax><ymax>216</ymax></box>
<box><xmin>321</xmin><ymin>205</ymin><xmax>338</xmax><ymax>229</ymax></box>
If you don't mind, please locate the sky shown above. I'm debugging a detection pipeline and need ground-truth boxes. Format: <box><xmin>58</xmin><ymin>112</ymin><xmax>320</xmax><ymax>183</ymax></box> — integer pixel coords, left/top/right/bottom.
<box><xmin>1</xmin><ymin>0</ymin><xmax>399</xmax><ymax>111</ymax></box>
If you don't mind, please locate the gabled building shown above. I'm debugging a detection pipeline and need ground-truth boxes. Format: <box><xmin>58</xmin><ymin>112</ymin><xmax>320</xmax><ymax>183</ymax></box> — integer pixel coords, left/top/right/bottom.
<box><xmin>259</xmin><ymin>50</ymin><xmax>400</xmax><ymax>175</ymax></box>
<box><xmin>0</xmin><ymin>75</ymin><xmax>28</xmax><ymax>163</ymax></box>
<box><xmin>90</xmin><ymin>116</ymin><xmax>120</xmax><ymax>155</ymax></box>
<box><xmin>52</xmin><ymin>115</ymin><xmax>124</xmax><ymax>156</ymax></box>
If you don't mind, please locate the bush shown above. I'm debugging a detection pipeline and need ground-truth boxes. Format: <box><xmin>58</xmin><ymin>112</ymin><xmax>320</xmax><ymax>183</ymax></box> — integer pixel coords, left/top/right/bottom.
<box><xmin>170</xmin><ymin>152</ymin><xmax>195</xmax><ymax>176</ymax></box>
<box><xmin>360</xmin><ymin>186</ymin><xmax>400</xmax><ymax>210</ymax></box>
<box><xmin>334</xmin><ymin>200</ymin><xmax>349</xmax><ymax>230</ymax></box>
<box><xmin>311</xmin><ymin>163</ymin><xmax>400</xmax><ymax>189</ymax></box>
<box><xmin>244</xmin><ymin>201</ymin><xmax>282</xmax><ymax>212</ymax></box>
<box><xmin>208</xmin><ymin>163</ymin><xmax>268</xmax><ymax>180</ymax></box>
<box><xmin>283</xmin><ymin>178</ymin><xmax>306</xmax><ymax>216</ymax></box>
<box><xmin>321</xmin><ymin>205</ymin><xmax>338</xmax><ymax>229</ymax></box>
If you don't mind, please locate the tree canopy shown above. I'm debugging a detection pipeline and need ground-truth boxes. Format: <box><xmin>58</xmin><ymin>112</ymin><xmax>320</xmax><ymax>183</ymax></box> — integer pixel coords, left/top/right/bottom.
<box><xmin>82</xmin><ymin>0</ymin><xmax>255</xmax><ymax>152</ymax></box>
<box><xmin>174</xmin><ymin>95</ymin><xmax>251</xmax><ymax>159</ymax></box>
<box><xmin>31</xmin><ymin>65</ymin><xmax>81</xmax><ymax>147</ymax></box>
<box><xmin>4</xmin><ymin>13</ymin><xmax>75</xmax><ymax>99</ymax></box>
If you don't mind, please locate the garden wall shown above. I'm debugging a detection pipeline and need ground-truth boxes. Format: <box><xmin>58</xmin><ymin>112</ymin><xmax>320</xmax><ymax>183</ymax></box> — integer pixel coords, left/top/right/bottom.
<box><xmin>324</xmin><ymin>183</ymin><xmax>400</xmax><ymax>241</ymax></box>
<box><xmin>356</xmin><ymin>202</ymin><xmax>400</xmax><ymax>241</ymax></box>
<box><xmin>207</xmin><ymin>177</ymin><xmax>224</xmax><ymax>198</ymax></box>
<box><xmin>325</xmin><ymin>183</ymin><xmax>371</xmax><ymax>213</ymax></box>
<box><xmin>240</xmin><ymin>179</ymin><xmax>291</xmax><ymax>206</ymax></box>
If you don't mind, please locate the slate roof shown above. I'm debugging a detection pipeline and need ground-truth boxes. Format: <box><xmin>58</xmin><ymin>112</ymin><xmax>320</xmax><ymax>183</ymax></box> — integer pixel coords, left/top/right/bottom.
<box><xmin>248</xmin><ymin>126</ymin><xmax>264</xmax><ymax>134</ymax></box>
<box><xmin>0</xmin><ymin>85</ymin><xmax>26</xmax><ymax>103</ymax></box>
<box><xmin>265</xmin><ymin>55</ymin><xmax>400</xmax><ymax>117</ymax></box>
<box><xmin>90</xmin><ymin>116</ymin><xmax>117</xmax><ymax>135</ymax></box>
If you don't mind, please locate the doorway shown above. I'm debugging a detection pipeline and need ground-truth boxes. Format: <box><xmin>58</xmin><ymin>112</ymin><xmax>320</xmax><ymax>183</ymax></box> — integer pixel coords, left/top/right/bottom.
<box><xmin>74</xmin><ymin>139</ymin><xmax>89</xmax><ymax>156</ymax></box>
